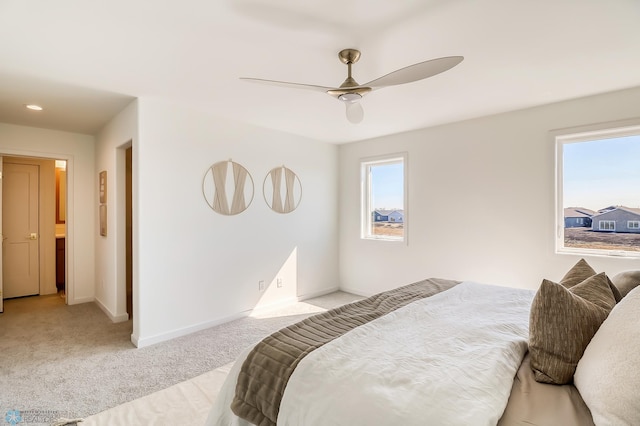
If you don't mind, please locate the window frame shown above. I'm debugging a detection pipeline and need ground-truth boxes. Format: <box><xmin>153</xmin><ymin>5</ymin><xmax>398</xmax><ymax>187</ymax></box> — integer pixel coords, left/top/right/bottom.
<box><xmin>599</xmin><ymin>220</ymin><xmax>615</xmax><ymax>231</ymax></box>
<box><xmin>360</xmin><ymin>153</ymin><xmax>408</xmax><ymax>243</ymax></box>
<box><xmin>628</xmin><ymin>221</ymin><xmax>640</xmax><ymax>230</ymax></box>
<box><xmin>555</xmin><ymin>120</ymin><xmax>640</xmax><ymax>258</ymax></box>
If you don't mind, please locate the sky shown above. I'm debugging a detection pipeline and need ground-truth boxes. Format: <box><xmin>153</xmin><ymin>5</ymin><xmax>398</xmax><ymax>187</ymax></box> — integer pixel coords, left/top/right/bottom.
<box><xmin>563</xmin><ymin>134</ymin><xmax>640</xmax><ymax>211</ymax></box>
<box><xmin>371</xmin><ymin>162</ymin><xmax>403</xmax><ymax>209</ymax></box>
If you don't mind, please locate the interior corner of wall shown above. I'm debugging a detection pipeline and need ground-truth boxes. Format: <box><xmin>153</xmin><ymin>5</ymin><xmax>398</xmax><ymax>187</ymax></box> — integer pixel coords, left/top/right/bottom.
<box><xmin>94</xmin><ymin>297</ymin><xmax>128</xmax><ymax>323</ymax></box>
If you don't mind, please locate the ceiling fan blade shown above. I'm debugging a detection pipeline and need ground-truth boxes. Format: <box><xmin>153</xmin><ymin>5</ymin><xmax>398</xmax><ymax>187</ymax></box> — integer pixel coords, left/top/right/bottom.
<box><xmin>240</xmin><ymin>77</ymin><xmax>334</xmax><ymax>93</ymax></box>
<box><xmin>345</xmin><ymin>101</ymin><xmax>364</xmax><ymax>124</ymax></box>
<box><xmin>364</xmin><ymin>56</ymin><xmax>463</xmax><ymax>90</ymax></box>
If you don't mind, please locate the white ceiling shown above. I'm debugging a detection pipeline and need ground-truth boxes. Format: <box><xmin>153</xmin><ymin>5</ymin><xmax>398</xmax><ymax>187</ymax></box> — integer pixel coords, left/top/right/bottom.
<box><xmin>1</xmin><ymin>0</ymin><xmax>639</xmax><ymax>143</ymax></box>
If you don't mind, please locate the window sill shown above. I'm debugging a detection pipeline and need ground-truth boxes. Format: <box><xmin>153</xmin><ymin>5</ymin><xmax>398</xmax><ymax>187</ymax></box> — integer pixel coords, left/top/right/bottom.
<box><xmin>557</xmin><ymin>247</ymin><xmax>640</xmax><ymax>259</ymax></box>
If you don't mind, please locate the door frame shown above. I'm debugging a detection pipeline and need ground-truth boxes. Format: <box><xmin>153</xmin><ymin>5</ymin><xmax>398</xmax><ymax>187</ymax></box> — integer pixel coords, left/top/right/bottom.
<box><xmin>0</xmin><ymin>149</ymin><xmax>74</xmax><ymax>305</ymax></box>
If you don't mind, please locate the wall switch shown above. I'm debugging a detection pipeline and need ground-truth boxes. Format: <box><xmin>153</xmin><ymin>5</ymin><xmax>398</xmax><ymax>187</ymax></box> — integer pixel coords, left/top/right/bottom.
<box><xmin>276</xmin><ymin>278</ymin><xmax>283</xmax><ymax>288</ymax></box>
<box><xmin>258</xmin><ymin>280</ymin><xmax>265</xmax><ymax>291</ymax></box>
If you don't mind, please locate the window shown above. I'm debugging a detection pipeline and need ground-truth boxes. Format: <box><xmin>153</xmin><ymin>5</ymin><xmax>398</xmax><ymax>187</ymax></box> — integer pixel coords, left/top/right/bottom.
<box><xmin>599</xmin><ymin>220</ymin><xmax>615</xmax><ymax>231</ymax></box>
<box><xmin>556</xmin><ymin>122</ymin><xmax>640</xmax><ymax>256</ymax></box>
<box><xmin>361</xmin><ymin>154</ymin><xmax>407</xmax><ymax>241</ymax></box>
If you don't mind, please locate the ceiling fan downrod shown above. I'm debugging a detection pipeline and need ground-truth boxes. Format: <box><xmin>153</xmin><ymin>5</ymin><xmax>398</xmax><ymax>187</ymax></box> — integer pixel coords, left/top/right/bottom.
<box><xmin>329</xmin><ymin>49</ymin><xmax>371</xmax><ymax>102</ymax></box>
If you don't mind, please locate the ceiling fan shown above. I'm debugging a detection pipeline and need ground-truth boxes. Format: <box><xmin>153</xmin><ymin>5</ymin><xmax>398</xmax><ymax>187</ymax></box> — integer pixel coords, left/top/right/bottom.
<box><xmin>241</xmin><ymin>49</ymin><xmax>463</xmax><ymax>124</ymax></box>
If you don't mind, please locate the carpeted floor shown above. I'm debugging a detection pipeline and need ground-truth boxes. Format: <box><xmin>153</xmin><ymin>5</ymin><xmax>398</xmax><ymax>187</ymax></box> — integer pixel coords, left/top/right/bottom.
<box><xmin>0</xmin><ymin>291</ymin><xmax>360</xmax><ymax>422</ymax></box>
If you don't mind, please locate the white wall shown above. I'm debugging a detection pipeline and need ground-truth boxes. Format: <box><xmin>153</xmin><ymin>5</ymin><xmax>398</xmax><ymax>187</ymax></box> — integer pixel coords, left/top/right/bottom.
<box><xmin>94</xmin><ymin>100</ymin><xmax>138</xmax><ymax>322</ymax></box>
<box><xmin>339</xmin><ymin>87</ymin><xmax>640</xmax><ymax>296</ymax></box>
<box><xmin>0</xmin><ymin>123</ymin><xmax>96</xmax><ymax>304</ymax></box>
<box><xmin>133</xmin><ymin>97</ymin><xmax>339</xmax><ymax>347</ymax></box>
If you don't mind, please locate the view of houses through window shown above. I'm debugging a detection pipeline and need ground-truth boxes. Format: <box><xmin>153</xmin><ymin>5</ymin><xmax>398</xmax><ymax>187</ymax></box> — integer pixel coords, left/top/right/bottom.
<box><xmin>559</xmin><ymin>126</ymin><xmax>640</xmax><ymax>254</ymax></box>
<box><xmin>361</xmin><ymin>154</ymin><xmax>405</xmax><ymax>241</ymax></box>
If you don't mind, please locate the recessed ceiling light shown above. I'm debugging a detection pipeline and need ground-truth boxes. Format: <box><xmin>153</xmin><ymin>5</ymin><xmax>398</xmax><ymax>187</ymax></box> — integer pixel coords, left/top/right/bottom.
<box><xmin>25</xmin><ymin>104</ymin><xmax>43</xmax><ymax>111</ymax></box>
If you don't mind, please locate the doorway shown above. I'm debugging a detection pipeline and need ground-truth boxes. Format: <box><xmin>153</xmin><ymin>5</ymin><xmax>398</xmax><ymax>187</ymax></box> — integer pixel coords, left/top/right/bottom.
<box><xmin>1</xmin><ymin>156</ymin><xmax>66</xmax><ymax>308</ymax></box>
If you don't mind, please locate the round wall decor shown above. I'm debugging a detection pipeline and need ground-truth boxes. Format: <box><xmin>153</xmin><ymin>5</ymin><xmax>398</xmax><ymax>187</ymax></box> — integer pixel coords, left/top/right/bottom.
<box><xmin>203</xmin><ymin>160</ymin><xmax>254</xmax><ymax>215</ymax></box>
<box><xmin>263</xmin><ymin>166</ymin><xmax>302</xmax><ymax>214</ymax></box>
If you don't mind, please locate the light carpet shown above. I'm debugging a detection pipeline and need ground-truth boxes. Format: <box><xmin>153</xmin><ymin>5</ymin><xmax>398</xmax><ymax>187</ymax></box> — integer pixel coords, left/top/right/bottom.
<box><xmin>0</xmin><ymin>291</ymin><xmax>360</xmax><ymax>423</ymax></box>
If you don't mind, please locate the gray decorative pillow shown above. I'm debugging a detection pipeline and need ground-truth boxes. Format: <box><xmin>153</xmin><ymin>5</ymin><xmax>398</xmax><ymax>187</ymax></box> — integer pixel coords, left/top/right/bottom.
<box><xmin>560</xmin><ymin>258</ymin><xmax>622</xmax><ymax>302</ymax></box>
<box><xmin>610</xmin><ymin>270</ymin><xmax>640</xmax><ymax>297</ymax></box>
<box><xmin>559</xmin><ymin>258</ymin><xmax>596</xmax><ymax>288</ymax></box>
<box><xmin>529</xmin><ymin>272</ymin><xmax>616</xmax><ymax>385</ymax></box>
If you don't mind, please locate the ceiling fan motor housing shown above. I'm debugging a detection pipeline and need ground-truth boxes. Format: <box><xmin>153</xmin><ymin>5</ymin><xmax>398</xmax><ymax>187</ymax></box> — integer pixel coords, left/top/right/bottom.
<box><xmin>337</xmin><ymin>92</ymin><xmax>361</xmax><ymax>103</ymax></box>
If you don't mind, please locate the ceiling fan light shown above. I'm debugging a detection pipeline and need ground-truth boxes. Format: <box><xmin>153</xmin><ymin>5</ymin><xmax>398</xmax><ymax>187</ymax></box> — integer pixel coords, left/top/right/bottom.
<box><xmin>345</xmin><ymin>101</ymin><xmax>364</xmax><ymax>124</ymax></box>
<box><xmin>338</xmin><ymin>93</ymin><xmax>361</xmax><ymax>103</ymax></box>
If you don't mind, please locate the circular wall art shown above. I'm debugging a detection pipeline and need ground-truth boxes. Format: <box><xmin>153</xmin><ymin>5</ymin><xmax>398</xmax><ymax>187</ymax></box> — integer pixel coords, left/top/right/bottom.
<box><xmin>202</xmin><ymin>160</ymin><xmax>254</xmax><ymax>215</ymax></box>
<box><xmin>263</xmin><ymin>166</ymin><xmax>302</xmax><ymax>214</ymax></box>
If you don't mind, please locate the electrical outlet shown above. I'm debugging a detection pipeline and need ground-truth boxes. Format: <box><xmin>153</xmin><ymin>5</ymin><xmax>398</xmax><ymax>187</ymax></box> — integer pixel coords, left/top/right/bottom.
<box><xmin>258</xmin><ymin>280</ymin><xmax>265</xmax><ymax>291</ymax></box>
<box><xmin>276</xmin><ymin>278</ymin><xmax>283</xmax><ymax>288</ymax></box>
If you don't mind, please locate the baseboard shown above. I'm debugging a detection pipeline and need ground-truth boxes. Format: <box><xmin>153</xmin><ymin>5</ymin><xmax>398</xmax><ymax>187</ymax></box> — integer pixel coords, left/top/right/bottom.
<box><xmin>133</xmin><ymin>287</ymin><xmax>343</xmax><ymax>348</ymax></box>
<box><xmin>133</xmin><ymin>309</ymin><xmax>251</xmax><ymax>348</ymax></box>
<box><xmin>296</xmin><ymin>286</ymin><xmax>341</xmax><ymax>301</ymax></box>
<box><xmin>67</xmin><ymin>295</ymin><xmax>95</xmax><ymax>305</ymax></box>
<box><xmin>336</xmin><ymin>285</ymin><xmax>372</xmax><ymax>298</ymax></box>
<box><xmin>249</xmin><ymin>296</ymin><xmax>299</xmax><ymax>316</ymax></box>
<box><xmin>94</xmin><ymin>298</ymin><xmax>129</xmax><ymax>323</ymax></box>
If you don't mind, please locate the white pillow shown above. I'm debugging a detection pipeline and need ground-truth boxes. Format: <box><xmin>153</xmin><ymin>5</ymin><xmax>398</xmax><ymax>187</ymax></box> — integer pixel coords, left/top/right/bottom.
<box><xmin>574</xmin><ymin>286</ymin><xmax>640</xmax><ymax>426</ymax></box>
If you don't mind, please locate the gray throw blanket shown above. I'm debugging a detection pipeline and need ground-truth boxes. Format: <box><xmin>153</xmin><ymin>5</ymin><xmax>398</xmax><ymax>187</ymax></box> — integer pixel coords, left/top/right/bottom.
<box><xmin>230</xmin><ymin>277</ymin><xmax>460</xmax><ymax>426</ymax></box>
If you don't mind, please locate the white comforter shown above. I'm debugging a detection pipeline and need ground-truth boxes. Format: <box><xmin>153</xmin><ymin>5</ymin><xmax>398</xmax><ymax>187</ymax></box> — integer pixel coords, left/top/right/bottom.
<box><xmin>207</xmin><ymin>282</ymin><xmax>535</xmax><ymax>426</ymax></box>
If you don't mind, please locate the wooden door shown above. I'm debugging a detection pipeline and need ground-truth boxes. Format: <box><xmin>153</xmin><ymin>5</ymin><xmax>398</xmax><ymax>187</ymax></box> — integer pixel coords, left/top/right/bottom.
<box><xmin>2</xmin><ymin>163</ymin><xmax>40</xmax><ymax>298</ymax></box>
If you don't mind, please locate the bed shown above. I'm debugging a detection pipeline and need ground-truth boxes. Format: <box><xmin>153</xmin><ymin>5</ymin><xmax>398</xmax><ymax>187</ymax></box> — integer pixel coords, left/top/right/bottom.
<box><xmin>206</xmin><ymin>260</ymin><xmax>640</xmax><ymax>426</ymax></box>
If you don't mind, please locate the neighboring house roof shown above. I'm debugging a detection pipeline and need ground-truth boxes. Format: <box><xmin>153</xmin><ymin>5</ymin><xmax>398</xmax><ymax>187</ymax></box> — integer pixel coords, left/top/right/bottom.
<box><xmin>623</xmin><ymin>206</ymin><xmax>640</xmax><ymax>215</ymax></box>
<box><xmin>598</xmin><ymin>206</ymin><xmax>618</xmax><ymax>213</ymax></box>
<box><xmin>374</xmin><ymin>209</ymin><xmax>404</xmax><ymax>215</ymax></box>
<box><xmin>564</xmin><ymin>207</ymin><xmax>595</xmax><ymax>218</ymax></box>
<box><xmin>591</xmin><ymin>206</ymin><xmax>640</xmax><ymax>219</ymax></box>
